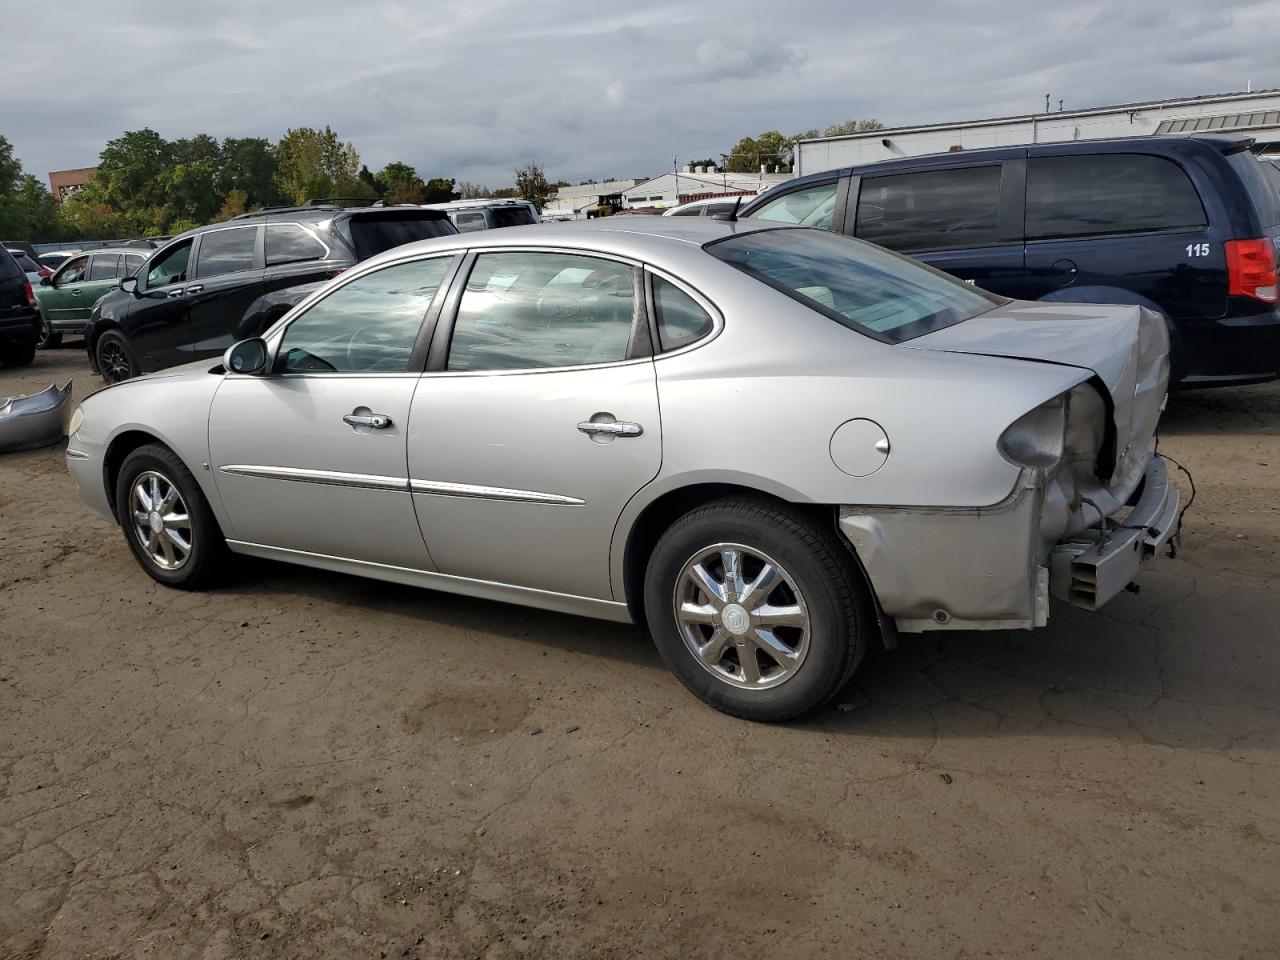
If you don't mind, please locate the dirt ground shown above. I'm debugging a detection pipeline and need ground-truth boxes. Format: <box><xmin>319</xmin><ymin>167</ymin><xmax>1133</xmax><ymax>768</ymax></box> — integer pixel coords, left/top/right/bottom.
<box><xmin>1</xmin><ymin>347</ymin><xmax>1278</xmax><ymax>960</ymax></box>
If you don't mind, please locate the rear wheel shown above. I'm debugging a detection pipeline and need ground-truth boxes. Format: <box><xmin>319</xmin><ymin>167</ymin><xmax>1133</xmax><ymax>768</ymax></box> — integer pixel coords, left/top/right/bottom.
<box><xmin>114</xmin><ymin>444</ymin><xmax>227</xmax><ymax>589</ymax></box>
<box><xmin>36</xmin><ymin>316</ymin><xmax>62</xmax><ymax>349</ymax></box>
<box><xmin>96</xmin><ymin>330</ymin><xmax>138</xmax><ymax>383</ymax></box>
<box><xmin>644</xmin><ymin>497</ymin><xmax>868</xmax><ymax>722</ymax></box>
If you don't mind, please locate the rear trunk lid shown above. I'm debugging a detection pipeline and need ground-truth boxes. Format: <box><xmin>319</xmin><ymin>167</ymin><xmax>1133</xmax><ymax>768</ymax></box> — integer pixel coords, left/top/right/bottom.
<box><xmin>907</xmin><ymin>300</ymin><xmax>1169</xmax><ymax>489</ymax></box>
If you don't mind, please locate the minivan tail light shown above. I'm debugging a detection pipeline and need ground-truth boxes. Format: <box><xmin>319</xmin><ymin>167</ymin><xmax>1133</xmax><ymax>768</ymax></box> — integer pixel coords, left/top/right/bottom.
<box><xmin>1225</xmin><ymin>238</ymin><xmax>1278</xmax><ymax>303</ymax></box>
<box><xmin>22</xmin><ymin>280</ymin><xmax>35</xmax><ymax>308</ymax></box>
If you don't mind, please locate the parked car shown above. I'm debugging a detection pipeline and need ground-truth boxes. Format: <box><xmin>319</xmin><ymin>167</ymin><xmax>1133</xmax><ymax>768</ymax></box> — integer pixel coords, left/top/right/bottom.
<box><xmin>66</xmin><ymin>219</ymin><xmax>1176</xmax><ymax>721</ymax></box>
<box><xmin>742</xmin><ymin>135</ymin><xmax>1280</xmax><ymax>389</ymax></box>
<box><xmin>85</xmin><ymin>205</ymin><xmax>456</xmax><ymax>383</ymax></box>
<box><xmin>6</xmin><ymin>248</ymin><xmax>51</xmax><ymax>285</ymax></box>
<box><xmin>35</xmin><ymin>247</ymin><xmax>151</xmax><ymax>348</ymax></box>
<box><xmin>37</xmin><ymin>250</ymin><xmax>76</xmax><ymax>271</ymax></box>
<box><xmin>664</xmin><ymin>197</ymin><xmax>749</xmax><ymax>218</ymax></box>
<box><xmin>424</xmin><ymin>199</ymin><xmax>541</xmax><ymax>232</ymax></box>
<box><xmin>0</xmin><ymin>246</ymin><xmax>39</xmax><ymax>367</ymax></box>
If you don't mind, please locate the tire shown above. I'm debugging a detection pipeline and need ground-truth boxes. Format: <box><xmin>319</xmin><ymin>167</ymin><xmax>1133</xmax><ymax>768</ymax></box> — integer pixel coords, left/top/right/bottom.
<box><xmin>96</xmin><ymin>330</ymin><xmax>139</xmax><ymax>383</ymax></box>
<box><xmin>643</xmin><ymin>497</ymin><xmax>868</xmax><ymax>722</ymax></box>
<box><xmin>0</xmin><ymin>339</ymin><xmax>36</xmax><ymax>367</ymax></box>
<box><xmin>114</xmin><ymin>443</ymin><xmax>227</xmax><ymax>589</ymax></box>
<box><xmin>36</xmin><ymin>316</ymin><xmax>62</xmax><ymax>350</ymax></box>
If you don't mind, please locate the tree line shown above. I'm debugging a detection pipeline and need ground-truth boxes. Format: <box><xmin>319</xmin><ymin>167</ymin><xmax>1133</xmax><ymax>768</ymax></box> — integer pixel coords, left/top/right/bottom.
<box><xmin>0</xmin><ymin>126</ymin><xmax>519</xmax><ymax>243</ymax></box>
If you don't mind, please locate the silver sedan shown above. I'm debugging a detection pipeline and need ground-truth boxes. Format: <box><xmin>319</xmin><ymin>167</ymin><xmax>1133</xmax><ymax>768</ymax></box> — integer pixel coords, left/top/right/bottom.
<box><xmin>66</xmin><ymin>219</ymin><xmax>1178</xmax><ymax>721</ymax></box>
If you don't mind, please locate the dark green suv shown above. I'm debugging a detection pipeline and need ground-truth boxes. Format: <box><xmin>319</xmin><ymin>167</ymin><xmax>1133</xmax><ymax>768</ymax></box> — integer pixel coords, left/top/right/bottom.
<box><xmin>34</xmin><ymin>247</ymin><xmax>151</xmax><ymax>347</ymax></box>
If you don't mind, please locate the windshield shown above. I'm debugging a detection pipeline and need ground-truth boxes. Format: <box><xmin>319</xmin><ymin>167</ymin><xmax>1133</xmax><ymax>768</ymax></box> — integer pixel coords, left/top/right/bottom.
<box><xmin>345</xmin><ymin>213</ymin><xmax>456</xmax><ymax>260</ymax></box>
<box><xmin>707</xmin><ymin>228</ymin><xmax>1002</xmax><ymax>343</ymax></box>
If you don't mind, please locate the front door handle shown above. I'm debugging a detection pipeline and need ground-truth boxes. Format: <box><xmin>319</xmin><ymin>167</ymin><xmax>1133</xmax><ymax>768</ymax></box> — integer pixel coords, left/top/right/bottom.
<box><xmin>577</xmin><ymin>420</ymin><xmax>643</xmax><ymax>437</ymax></box>
<box><xmin>167</xmin><ymin>288</ymin><xmax>185</xmax><ymax>299</ymax></box>
<box><xmin>71</xmin><ymin>290</ymin><xmax>82</xmax><ymax>297</ymax></box>
<box><xmin>343</xmin><ymin>412</ymin><xmax>393</xmax><ymax>429</ymax></box>
<box><xmin>186</xmin><ymin>283</ymin><xmax>204</xmax><ymax>294</ymax></box>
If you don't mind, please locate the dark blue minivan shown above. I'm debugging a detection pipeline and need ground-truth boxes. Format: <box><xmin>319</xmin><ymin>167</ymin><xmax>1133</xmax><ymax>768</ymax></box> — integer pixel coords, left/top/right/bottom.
<box><xmin>741</xmin><ymin>136</ymin><xmax>1280</xmax><ymax>388</ymax></box>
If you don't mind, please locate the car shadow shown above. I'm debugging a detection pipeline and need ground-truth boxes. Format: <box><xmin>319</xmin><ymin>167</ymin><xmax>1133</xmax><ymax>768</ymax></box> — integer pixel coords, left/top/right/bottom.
<box><xmin>1159</xmin><ymin>380</ymin><xmax>1280</xmax><ymax>437</ymax></box>
<box><xmin>221</xmin><ymin>557</ymin><xmax>1275</xmax><ymax>756</ymax></box>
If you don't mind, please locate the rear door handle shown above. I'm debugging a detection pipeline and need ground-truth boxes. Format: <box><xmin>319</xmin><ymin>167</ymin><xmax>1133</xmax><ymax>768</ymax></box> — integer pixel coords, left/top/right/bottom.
<box><xmin>577</xmin><ymin>420</ymin><xmax>643</xmax><ymax>437</ymax></box>
<box><xmin>343</xmin><ymin>413</ymin><xmax>393</xmax><ymax>429</ymax></box>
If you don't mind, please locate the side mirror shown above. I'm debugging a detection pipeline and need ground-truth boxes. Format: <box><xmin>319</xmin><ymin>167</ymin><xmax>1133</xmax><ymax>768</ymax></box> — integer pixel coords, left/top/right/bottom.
<box><xmin>224</xmin><ymin>338</ymin><xmax>270</xmax><ymax>376</ymax></box>
<box><xmin>39</xmin><ymin>276</ymin><xmax>51</xmax><ymax>287</ymax></box>
<box><xmin>119</xmin><ymin>276</ymin><xmax>138</xmax><ymax>295</ymax></box>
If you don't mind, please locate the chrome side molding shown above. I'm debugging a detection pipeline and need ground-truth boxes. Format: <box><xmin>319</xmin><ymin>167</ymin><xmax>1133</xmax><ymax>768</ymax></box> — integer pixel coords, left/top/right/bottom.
<box><xmin>218</xmin><ymin>464</ymin><xmax>583</xmax><ymax>505</ymax></box>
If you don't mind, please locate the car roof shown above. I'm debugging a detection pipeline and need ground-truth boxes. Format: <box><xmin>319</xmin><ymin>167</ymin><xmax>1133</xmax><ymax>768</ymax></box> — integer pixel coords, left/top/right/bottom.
<box><xmin>162</xmin><ymin>204</ymin><xmax>449</xmax><ymax>243</ymax></box>
<box><xmin>358</xmin><ymin>215</ymin><xmax>795</xmax><ymax>271</ymax></box>
<box><xmin>774</xmin><ymin>133</ymin><xmax>1256</xmax><ymax>189</ymax></box>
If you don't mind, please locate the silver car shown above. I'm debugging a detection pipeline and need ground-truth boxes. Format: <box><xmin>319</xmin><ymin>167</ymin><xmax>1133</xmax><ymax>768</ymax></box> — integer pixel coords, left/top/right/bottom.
<box><xmin>66</xmin><ymin>219</ymin><xmax>1178</xmax><ymax>721</ymax></box>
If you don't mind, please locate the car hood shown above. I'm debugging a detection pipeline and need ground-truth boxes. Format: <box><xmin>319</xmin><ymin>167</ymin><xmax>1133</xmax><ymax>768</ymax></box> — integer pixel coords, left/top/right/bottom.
<box><xmin>908</xmin><ymin>300</ymin><xmax>1169</xmax><ymax>486</ymax></box>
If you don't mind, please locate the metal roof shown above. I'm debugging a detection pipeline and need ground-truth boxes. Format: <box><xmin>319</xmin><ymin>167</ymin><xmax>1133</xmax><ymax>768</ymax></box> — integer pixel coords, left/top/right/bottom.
<box><xmin>1157</xmin><ymin>111</ymin><xmax>1280</xmax><ymax>134</ymax></box>
<box><xmin>800</xmin><ymin>89</ymin><xmax>1280</xmax><ymax>144</ymax></box>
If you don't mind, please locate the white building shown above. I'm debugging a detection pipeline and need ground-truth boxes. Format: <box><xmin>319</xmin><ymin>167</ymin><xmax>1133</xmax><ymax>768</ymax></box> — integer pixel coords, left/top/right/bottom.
<box><xmin>544</xmin><ymin>179</ymin><xmax>647</xmax><ymax>218</ymax></box>
<box><xmin>621</xmin><ymin>169</ymin><xmax>792</xmax><ymax>211</ymax></box>
<box><xmin>796</xmin><ymin>89</ymin><xmax>1280</xmax><ymax>176</ymax></box>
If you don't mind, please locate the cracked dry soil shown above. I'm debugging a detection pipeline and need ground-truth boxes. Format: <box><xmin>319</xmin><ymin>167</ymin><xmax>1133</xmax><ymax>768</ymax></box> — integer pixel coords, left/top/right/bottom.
<box><xmin>1</xmin><ymin>350</ymin><xmax>1278</xmax><ymax>959</ymax></box>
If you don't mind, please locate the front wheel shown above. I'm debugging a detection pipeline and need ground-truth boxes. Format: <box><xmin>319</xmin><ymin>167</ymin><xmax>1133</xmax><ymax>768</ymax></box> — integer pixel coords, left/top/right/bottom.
<box><xmin>96</xmin><ymin>330</ymin><xmax>138</xmax><ymax>383</ymax></box>
<box><xmin>644</xmin><ymin>498</ymin><xmax>868</xmax><ymax>722</ymax></box>
<box><xmin>115</xmin><ymin>444</ymin><xmax>227</xmax><ymax>589</ymax></box>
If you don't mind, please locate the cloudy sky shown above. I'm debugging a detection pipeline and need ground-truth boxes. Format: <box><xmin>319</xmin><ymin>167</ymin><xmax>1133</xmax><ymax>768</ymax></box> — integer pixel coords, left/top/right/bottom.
<box><xmin>5</xmin><ymin>0</ymin><xmax>1277</xmax><ymax>188</ymax></box>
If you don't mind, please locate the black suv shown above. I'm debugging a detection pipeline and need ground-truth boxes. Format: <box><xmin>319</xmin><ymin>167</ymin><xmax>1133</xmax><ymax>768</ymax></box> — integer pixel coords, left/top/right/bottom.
<box><xmin>86</xmin><ymin>205</ymin><xmax>457</xmax><ymax>382</ymax></box>
<box><xmin>0</xmin><ymin>246</ymin><xmax>39</xmax><ymax>368</ymax></box>
<box><xmin>742</xmin><ymin>136</ymin><xmax>1280</xmax><ymax>388</ymax></box>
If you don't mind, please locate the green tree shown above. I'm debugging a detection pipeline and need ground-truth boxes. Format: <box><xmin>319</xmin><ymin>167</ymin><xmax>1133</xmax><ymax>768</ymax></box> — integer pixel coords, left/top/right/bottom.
<box><xmin>0</xmin><ymin>136</ymin><xmax>62</xmax><ymax>239</ymax></box>
<box><xmin>821</xmin><ymin>118</ymin><xmax>884</xmax><ymax>137</ymax></box>
<box><xmin>219</xmin><ymin>138</ymin><xmax>281</xmax><ymax>209</ymax></box>
<box><xmin>217</xmin><ymin>188</ymin><xmax>249</xmax><ymax>220</ymax></box>
<box><xmin>375</xmin><ymin>161</ymin><xmax>425</xmax><ymax>203</ymax></box>
<box><xmin>514</xmin><ymin>162</ymin><xmax>551</xmax><ymax>211</ymax></box>
<box><xmin>274</xmin><ymin>126</ymin><xmax>371</xmax><ymax>204</ymax></box>
<box><xmin>90</xmin><ymin>129</ymin><xmax>174</xmax><ymax>211</ymax></box>
<box><xmin>754</xmin><ymin>130</ymin><xmax>789</xmax><ymax>171</ymax></box>
<box><xmin>724</xmin><ymin>136</ymin><xmax>760</xmax><ymax>173</ymax></box>
<box><xmin>421</xmin><ymin>177</ymin><xmax>458</xmax><ymax>204</ymax></box>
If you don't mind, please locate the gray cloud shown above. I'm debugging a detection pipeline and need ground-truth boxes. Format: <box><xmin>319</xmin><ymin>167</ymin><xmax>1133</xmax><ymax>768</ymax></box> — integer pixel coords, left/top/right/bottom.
<box><xmin>3</xmin><ymin>0</ymin><xmax>1278</xmax><ymax>190</ymax></box>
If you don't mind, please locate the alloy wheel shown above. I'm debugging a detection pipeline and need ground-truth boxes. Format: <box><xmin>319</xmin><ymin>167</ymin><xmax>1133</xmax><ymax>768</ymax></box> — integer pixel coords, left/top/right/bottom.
<box><xmin>130</xmin><ymin>470</ymin><xmax>193</xmax><ymax>570</ymax></box>
<box><xmin>674</xmin><ymin>543</ymin><xmax>810</xmax><ymax>690</ymax></box>
<box><xmin>100</xmin><ymin>339</ymin><xmax>131</xmax><ymax>382</ymax></box>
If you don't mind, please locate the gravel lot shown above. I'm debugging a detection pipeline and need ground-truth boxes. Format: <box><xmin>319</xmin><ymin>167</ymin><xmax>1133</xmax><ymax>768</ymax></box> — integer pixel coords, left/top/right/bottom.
<box><xmin>2</xmin><ymin>348</ymin><xmax>1278</xmax><ymax>959</ymax></box>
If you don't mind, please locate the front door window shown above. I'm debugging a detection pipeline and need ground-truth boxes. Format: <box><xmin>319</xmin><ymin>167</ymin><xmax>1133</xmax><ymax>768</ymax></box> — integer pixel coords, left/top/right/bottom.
<box><xmin>146</xmin><ymin>241</ymin><xmax>192</xmax><ymax>288</ymax></box>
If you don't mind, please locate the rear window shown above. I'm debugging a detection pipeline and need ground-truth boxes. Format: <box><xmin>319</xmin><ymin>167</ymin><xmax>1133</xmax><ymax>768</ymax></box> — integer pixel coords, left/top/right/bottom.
<box><xmin>856</xmin><ymin>165</ymin><xmax>1003</xmax><ymax>251</ymax></box>
<box><xmin>708</xmin><ymin>228</ymin><xmax>1000</xmax><ymax>344</ymax></box>
<box><xmin>1026</xmin><ymin>154</ymin><xmax>1207</xmax><ymax>240</ymax></box>
<box><xmin>489</xmin><ymin>206</ymin><xmax>536</xmax><ymax>228</ymax></box>
<box><xmin>9</xmin><ymin>250</ymin><xmax>38</xmax><ymax>272</ymax></box>
<box><xmin>89</xmin><ymin>254</ymin><xmax>121</xmax><ymax>280</ymax></box>
<box><xmin>345</xmin><ymin>213</ymin><xmax>455</xmax><ymax>260</ymax></box>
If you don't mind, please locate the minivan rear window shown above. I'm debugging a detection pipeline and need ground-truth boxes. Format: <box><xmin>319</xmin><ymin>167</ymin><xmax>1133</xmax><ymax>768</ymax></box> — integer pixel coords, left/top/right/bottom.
<box><xmin>345</xmin><ymin>213</ymin><xmax>455</xmax><ymax>260</ymax></box>
<box><xmin>708</xmin><ymin>228</ymin><xmax>1001</xmax><ymax>344</ymax></box>
<box><xmin>1026</xmin><ymin>154</ymin><xmax>1207</xmax><ymax>240</ymax></box>
<box><xmin>489</xmin><ymin>207</ymin><xmax>536</xmax><ymax>228</ymax></box>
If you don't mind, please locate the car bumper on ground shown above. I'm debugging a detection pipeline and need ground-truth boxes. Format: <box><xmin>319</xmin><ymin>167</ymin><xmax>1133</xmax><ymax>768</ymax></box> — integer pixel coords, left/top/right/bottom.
<box><xmin>0</xmin><ymin>383</ymin><xmax>72</xmax><ymax>453</ymax></box>
<box><xmin>1047</xmin><ymin>456</ymin><xmax>1179</xmax><ymax>610</ymax></box>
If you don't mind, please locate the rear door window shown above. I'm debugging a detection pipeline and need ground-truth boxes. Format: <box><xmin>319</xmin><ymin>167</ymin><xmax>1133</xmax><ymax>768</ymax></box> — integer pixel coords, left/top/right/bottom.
<box><xmin>856</xmin><ymin>165</ymin><xmax>1003</xmax><ymax>251</ymax></box>
<box><xmin>751</xmin><ymin>182</ymin><xmax>838</xmax><ymax>229</ymax></box>
<box><xmin>345</xmin><ymin>213</ymin><xmax>456</xmax><ymax>259</ymax></box>
<box><xmin>1026</xmin><ymin>154</ymin><xmax>1207</xmax><ymax>240</ymax></box>
<box><xmin>195</xmin><ymin>226</ymin><xmax>258</xmax><ymax>278</ymax></box>
<box><xmin>88</xmin><ymin>254</ymin><xmax>120</xmax><ymax>280</ymax></box>
<box><xmin>266</xmin><ymin>224</ymin><xmax>329</xmax><ymax>266</ymax></box>
<box><xmin>652</xmin><ymin>276</ymin><xmax>714</xmax><ymax>351</ymax></box>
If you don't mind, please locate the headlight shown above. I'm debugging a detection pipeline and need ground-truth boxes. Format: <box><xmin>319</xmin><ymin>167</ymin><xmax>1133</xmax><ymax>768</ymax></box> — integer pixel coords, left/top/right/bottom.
<box><xmin>998</xmin><ymin>395</ymin><xmax>1066</xmax><ymax>469</ymax></box>
<box><xmin>68</xmin><ymin>404</ymin><xmax>84</xmax><ymax>436</ymax></box>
